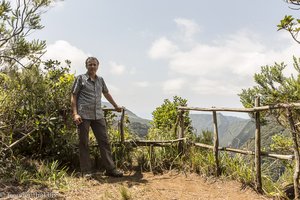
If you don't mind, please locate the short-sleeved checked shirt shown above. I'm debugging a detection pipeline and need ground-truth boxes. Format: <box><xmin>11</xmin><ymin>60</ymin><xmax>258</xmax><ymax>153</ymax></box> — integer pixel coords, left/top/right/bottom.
<box><xmin>71</xmin><ymin>73</ymin><xmax>109</xmax><ymax>120</ymax></box>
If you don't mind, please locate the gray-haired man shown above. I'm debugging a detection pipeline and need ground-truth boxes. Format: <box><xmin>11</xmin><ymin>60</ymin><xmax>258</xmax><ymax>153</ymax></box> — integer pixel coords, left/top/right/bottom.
<box><xmin>71</xmin><ymin>57</ymin><xmax>123</xmax><ymax>177</ymax></box>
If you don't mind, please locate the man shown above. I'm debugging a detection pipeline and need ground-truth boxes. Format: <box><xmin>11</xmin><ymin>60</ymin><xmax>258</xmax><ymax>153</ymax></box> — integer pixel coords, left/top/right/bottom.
<box><xmin>71</xmin><ymin>56</ymin><xmax>123</xmax><ymax>177</ymax></box>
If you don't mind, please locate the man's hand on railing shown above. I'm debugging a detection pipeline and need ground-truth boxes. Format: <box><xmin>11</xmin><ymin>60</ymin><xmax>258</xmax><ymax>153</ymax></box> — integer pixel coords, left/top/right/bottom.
<box><xmin>114</xmin><ymin>106</ymin><xmax>123</xmax><ymax>112</ymax></box>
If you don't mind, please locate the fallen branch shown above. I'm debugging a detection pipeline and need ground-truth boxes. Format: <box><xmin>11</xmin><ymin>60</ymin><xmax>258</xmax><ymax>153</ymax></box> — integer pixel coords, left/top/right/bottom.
<box><xmin>4</xmin><ymin>129</ymin><xmax>36</xmax><ymax>152</ymax></box>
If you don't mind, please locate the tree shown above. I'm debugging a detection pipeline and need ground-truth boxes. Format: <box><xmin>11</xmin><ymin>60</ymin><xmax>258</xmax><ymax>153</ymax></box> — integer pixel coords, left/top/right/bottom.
<box><xmin>278</xmin><ymin>1</ymin><xmax>300</xmax><ymax>44</ymax></box>
<box><xmin>148</xmin><ymin>96</ymin><xmax>193</xmax><ymax>140</ymax></box>
<box><xmin>278</xmin><ymin>15</ymin><xmax>300</xmax><ymax>44</ymax></box>
<box><xmin>0</xmin><ymin>0</ymin><xmax>78</xmax><ymax>163</ymax></box>
<box><xmin>239</xmin><ymin>57</ymin><xmax>300</xmax><ymax>116</ymax></box>
<box><xmin>0</xmin><ymin>60</ymin><xmax>76</xmax><ymax>157</ymax></box>
<box><xmin>0</xmin><ymin>0</ymin><xmax>55</xmax><ymax>69</ymax></box>
<box><xmin>284</xmin><ymin>0</ymin><xmax>300</xmax><ymax>5</ymax></box>
<box><xmin>239</xmin><ymin>57</ymin><xmax>300</xmax><ymax>198</ymax></box>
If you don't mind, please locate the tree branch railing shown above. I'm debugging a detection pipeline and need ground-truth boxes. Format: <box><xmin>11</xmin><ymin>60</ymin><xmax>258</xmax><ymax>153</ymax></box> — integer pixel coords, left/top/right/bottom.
<box><xmin>177</xmin><ymin>98</ymin><xmax>300</xmax><ymax>196</ymax></box>
<box><xmin>101</xmin><ymin>107</ymin><xmax>187</xmax><ymax>162</ymax></box>
<box><xmin>193</xmin><ymin>142</ymin><xmax>294</xmax><ymax>160</ymax></box>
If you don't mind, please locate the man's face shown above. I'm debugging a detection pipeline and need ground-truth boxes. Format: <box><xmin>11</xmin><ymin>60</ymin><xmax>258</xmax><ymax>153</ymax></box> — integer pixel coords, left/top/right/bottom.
<box><xmin>86</xmin><ymin>59</ymin><xmax>99</xmax><ymax>75</ymax></box>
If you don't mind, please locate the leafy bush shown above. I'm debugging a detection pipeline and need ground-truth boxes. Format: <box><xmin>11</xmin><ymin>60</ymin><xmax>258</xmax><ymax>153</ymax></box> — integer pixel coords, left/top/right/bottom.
<box><xmin>0</xmin><ymin>61</ymin><xmax>78</xmax><ymax>166</ymax></box>
<box><xmin>150</xmin><ymin>96</ymin><xmax>193</xmax><ymax>136</ymax></box>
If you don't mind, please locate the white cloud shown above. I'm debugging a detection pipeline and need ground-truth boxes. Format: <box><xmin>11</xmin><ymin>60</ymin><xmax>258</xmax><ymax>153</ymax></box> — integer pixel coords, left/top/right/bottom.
<box><xmin>174</xmin><ymin>18</ymin><xmax>201</xmax><ymax>40</ymax></box>
<box><xmin>190</xmin><ymin>79</ymin><xmax>242</xmax><ymax>95</ymax></box>
<box><xmin>163</xmin><ymin>78</ymin><xmax>186</xmax><ymax>94</ymax></box>
<box><xmin>107</xmin><ymin>84</ymin><xmax>120</xmax><ymax>95</ymax></box>
<box><xmin>129</xmin><ymin>67</ymin><xmax>136</xmax><ymax>75</ymax></box>
<box><xmin>134</xmin><ymin>81</ymin><xmax>149</xmax><ymax>88</ymax></box>
<box><xmin>109</xmin><ymin>61</ymin><xmax>126</xmax><ymax>75</ymax></box>
<box><xmin>222</xmin><ymin>30</ymin><xmax>265</xmax><ymax>52</ymax></box>
<box><xmin>168</xmin><ymin>31</ymin><xmax>270</xmax><ymax>77</ymax></box>
<box><xmin>148</xmin><ymin>21</ymin><xmax>300</xmax><ymax>95</ymax></box>
<box><xmin>148</xmin><ymin>37</ymin><xmax>179</xmax><ymax>59</ymax></box>
<box><xmin>44</xmin><ymin>40</ymin><xmax>89</xmax><ymax>75</ymax></box>
<box><xmin>50</xmin><ymin>0</ymin><xmax>66</xmax><ymax>11</ymax></box>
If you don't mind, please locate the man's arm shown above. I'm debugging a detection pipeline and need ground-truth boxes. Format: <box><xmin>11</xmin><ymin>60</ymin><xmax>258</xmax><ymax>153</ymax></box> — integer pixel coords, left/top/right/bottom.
<box><xmin>103</xmin><ymin>92</ymin><xmax>122</xmax><ymax>112</ymax></box>
<box><xmin>71</xmin><ymin>94</ymin><xmax>82</xmax><ymax>125</ymax></box>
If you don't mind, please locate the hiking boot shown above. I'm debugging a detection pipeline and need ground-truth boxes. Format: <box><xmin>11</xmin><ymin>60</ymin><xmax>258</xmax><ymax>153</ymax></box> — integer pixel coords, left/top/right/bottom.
<box><xmin>105</xmin><ymin>169</ymin><xmax>123</xmax><ymax>177</ymax></box>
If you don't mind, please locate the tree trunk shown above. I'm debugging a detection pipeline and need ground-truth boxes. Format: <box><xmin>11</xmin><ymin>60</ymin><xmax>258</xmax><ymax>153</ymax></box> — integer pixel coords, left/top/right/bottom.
<box><xmin>287</xmin><ymin>108</ymin><xmax>300</xmax><ymax>199</ymax></box>
<box><xmin>178</xmin><ymin>110</ymin><xmax>185</xmax><ymax>155</ymax></box>
<box><xmin>120</xmin><ymin>108</ymin><xmax>125</xmax><ymax>144</ymax></box>
<box><xmin>212</xmin><ymin>111</ymin><xmax>220</xmax><ymax>176</ymax></box>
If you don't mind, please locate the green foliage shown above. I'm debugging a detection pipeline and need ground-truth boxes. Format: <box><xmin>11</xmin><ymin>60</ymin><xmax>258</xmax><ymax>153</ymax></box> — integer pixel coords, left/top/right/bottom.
<box><xmin>133</xmin><ymin>96</ymin><xmax>194</xmax><ymax>172</ymax></box>
<box><xmin>260</xmin><ymin>158</ymin><xmax>294</xmax><ymax>198</ymax></box>
<box><xmin>188</xmin><ymin>147</ymin><xmax>215</xmax><ymax>175</ymax></box>
<box><xmin>0</xmin><ymin>0</ymin><xmax>73</xmax><ymax>164</ymax></box>
<box><xmin>198</xmin><ymin>130</ymin><xmax>213</xmax><ymax>145</ymax></box>
<box><xmin>239</xmin><ymin>57</ymin><xmax>300</xmax><ymax>125</ymax></box>
<box><xmin>119</xmin><ymin>186</ymin><xmax>132</xmax><ymax>200</ymax></box>
<box><xmin>278</xmin><ymin>15</ymin><xmax>300</xmax><ymax>44</ymax></box>
<box><xmin>0</xmin><ymin>61</ymin><xmax>77</xmax><ymax>163</ymax></box>
<box><xmin>103</xmin><ymin>110</ymin><xmax>137</xmax><ymax>169</ymax></box>
<box><xmin>26</xmin><ymin>160</ymin><xmax>70</xmax><ymax>189</ymax></box>
<box><xmin>0</xmin><ymin>0</ymin><xmax>54</xmax><ymax>69</ymax></box>
<box><xmin>132</xmin><ymin>144</ymin><xmax>182</xmax><ymax>172</ymax></box>
<box><xmin>13</xmin><ymin>160</ymin><xmax>68</xmax><ymax>189</ymax></box>
<box><xmin>238</xmin><ymin>56</ymin><xmax>300</xmax><ymax>198</ymax></box>
<box><xmin>270</xmin><ymin>134</ymin><xmax>293</xmax><ymax>154</ymax></box>
<box><xmin>105</xmin><ymin>110</ymin><xmax>136</xmax><ymax>142</ymax></box>
<box><xmin>1</xmin><ymin>156</ymin><xmax>70</xmax><ymax>189</ymax></box>
<box><xmin>186</xmin><ymin>146</ymin><xmax>294</xmax><ymax>198</ymax></box>
<box><xmin>0</xmin><ymin>1</ymin><xmax>76</xmax><ymax>188</ymax></box>
<box><xmin>221</xmin><ymin>153</ymin><xmax>254</xmax><ymax>185</ymax></box>
<box><xmin>150</xmin><ymin>96</ymin><xmax>193</xmax><ymax>139</ymax></box>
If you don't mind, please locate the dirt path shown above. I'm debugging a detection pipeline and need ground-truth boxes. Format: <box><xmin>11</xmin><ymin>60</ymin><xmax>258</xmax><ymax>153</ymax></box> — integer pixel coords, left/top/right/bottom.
<box><xmin>59</xmin><ymin>171</ymin><xmax>271</xmax><ymax>200</ymax></box>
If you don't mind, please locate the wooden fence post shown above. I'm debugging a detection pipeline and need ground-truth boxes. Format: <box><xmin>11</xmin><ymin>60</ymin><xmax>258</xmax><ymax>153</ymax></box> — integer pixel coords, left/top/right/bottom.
<box><xmin>149</xmin><ymin>144</ymin><xmax>154</xmax><ymax>172</ymax></box>
<box><xmin>178</xmin><ymin>110</ymin><xmax>185</xmax><ymax>155</ymax></box>
<box><xmin>255</xmin><ymin>96</ymin><xmax>262</xmax><ymax>193</ymax></box>
<box><xmin>287</xmin><ymin>108</ymin><xmax>300</xmax><ymax>199</ymax></box>
<box><xmin>212</xmin><ymin>111</ymin><xmax>220</xmax><ymax>176</ymax></box>
<box><xmin>120</xmin><ymin>108</ymin><xmax>125</xmax><ymax>144</ymax></box>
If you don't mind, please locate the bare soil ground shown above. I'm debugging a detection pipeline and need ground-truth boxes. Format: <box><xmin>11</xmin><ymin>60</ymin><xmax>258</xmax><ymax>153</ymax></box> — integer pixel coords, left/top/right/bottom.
<box><xmin>65</xmin><ymin>171</ymin><xmax>275</xmax><ymax>200</ymax></box>
<box><xmin>0</xmin><ymin>171</ymin><xmax>273</xmax><ymax>200</ymax></box>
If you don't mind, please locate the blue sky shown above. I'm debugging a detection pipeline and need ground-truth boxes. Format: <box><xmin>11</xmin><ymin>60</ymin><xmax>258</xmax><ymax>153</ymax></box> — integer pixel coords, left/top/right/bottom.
<box><xmin>30</xmin><ymin>0</ymin><xmax>300</xmax><ymax>119</ymax></box>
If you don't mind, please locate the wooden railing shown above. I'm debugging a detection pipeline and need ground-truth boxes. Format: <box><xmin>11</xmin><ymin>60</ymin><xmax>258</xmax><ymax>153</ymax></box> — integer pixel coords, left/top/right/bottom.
<box><xmin>106</xmin><ymin>100</ymin><xmax>300</xmax><ymax>197</ymax></box>
<box><xmin>177</xmin><ymin>97</ymin><xmax>300</xmax><ymax>195</ymax></box>
<box><xmin>103</xmin><ymin>107</ymin><xmax>185</xmax><ymax>148</ymax></box>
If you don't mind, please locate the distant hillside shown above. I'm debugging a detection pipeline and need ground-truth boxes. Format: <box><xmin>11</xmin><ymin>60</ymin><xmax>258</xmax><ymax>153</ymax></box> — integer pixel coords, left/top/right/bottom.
<box><xmin>102</xmin><ymin>102</ymin><xmax>151</xmax><ymax>137</ymax></box>
<box><xmin>123</xmin><ymin>109</ymin><xmax>151</xmax><ymax>137</ymax></box>
<box><xmin>231</xmin><ymin>120</ymin><xmax>255</xmax><ymax>148</ymax></box>
<box><xmin>232</xmin><ymin>117</ymin><xmax>290</xmax><ymax>151</ymax></box>
<box><xmin>190</xmin><ymin>113</ymin><xmax>291</xmax><ymax>149</ymax></box>
<box><xmin>190</xmin><ymin>113</ymin><xmax>250</xmax><ymax>146</ymax></box>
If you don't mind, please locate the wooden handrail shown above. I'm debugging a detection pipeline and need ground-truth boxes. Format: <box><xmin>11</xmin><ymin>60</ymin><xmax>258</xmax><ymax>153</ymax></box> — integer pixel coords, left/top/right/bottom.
<box><xmin>193</xmin><ymin>142</ymin><xmax>294</xmax><ymax>160</ymax></box>
<box><xmin>177</xmin><ymin>100</ymin><xmax>300</xmax><ymax>197</ymax></box>
<box><xmin>177</xmin><ymin>103</ymin><xmax>300</xmax><ymax>113</ymax></box>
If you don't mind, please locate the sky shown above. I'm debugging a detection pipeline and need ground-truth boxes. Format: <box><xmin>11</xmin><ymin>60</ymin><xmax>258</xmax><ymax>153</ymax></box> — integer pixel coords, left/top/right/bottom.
<box><xmin>29</xmin><ymin>0</ymin><xmax>300</xmax><ymax>119</ymax></box>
